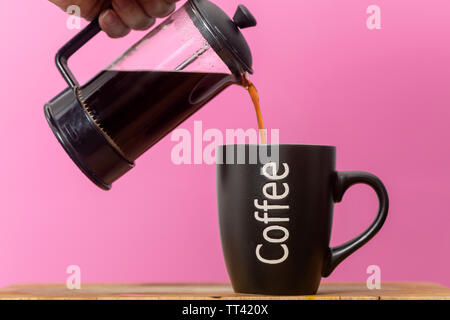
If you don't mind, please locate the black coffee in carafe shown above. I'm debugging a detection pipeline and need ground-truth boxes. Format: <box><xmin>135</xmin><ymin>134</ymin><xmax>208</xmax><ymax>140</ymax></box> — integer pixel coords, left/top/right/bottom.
<box><xmin>44</xmin><ymin>0</ymin><xmax>257</xmax><ymax>190</ymax></box>
<box><xmin>79</xmin><ymin>71</ymin><xmax>238</xmax><ymax>161</ymax></box>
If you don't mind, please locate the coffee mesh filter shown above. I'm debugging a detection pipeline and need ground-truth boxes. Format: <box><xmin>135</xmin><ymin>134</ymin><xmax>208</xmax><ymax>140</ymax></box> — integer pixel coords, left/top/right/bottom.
<box><xmin>76</xmin><ymin>88</ymin><xmax>128</xmax><ymax>160</ymax></box>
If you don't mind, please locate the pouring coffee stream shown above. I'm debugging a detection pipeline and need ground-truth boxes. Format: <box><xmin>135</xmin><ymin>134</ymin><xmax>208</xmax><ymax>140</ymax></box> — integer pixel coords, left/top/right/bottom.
<box><xmin>241</xmin><ymin>74</ymin><xmax>266</xmax><ymax>144</ymax></box>
<box><xmin>44</xmin><ymin>0</ymin><xmax>259</xmax><ymax>189</ymax></box>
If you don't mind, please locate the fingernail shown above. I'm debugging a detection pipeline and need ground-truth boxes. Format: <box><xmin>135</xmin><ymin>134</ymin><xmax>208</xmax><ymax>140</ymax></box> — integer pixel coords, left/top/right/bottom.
<box><xmin>101</xmin><ymin>9</ymin><xmax>118</xmax><ymax>26</ymax></box>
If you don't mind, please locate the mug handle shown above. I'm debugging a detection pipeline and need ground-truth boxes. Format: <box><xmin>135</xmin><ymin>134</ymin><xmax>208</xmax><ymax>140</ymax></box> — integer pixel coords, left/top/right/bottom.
<box><xmin>322</xmin><ymin>171</ymin><xmax>389</xmax><ymax>277</ymax></box>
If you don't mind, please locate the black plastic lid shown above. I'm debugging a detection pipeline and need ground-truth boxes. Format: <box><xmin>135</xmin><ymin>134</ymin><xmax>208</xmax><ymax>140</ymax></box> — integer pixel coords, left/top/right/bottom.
<box><xmin>189</xmin><ymin>0</ymin><xmax>256</xmax><ymax>74</ymax></box>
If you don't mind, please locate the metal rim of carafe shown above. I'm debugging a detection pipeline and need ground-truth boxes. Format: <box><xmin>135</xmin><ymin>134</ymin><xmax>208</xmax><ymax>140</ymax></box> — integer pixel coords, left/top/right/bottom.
<box><xmin>44</xmin><ymin>104</ymin><xmax>111</xmax><ymax>190</ymax></box>
<box><xmin>44</xmin><ymin>91</ymin><xmax>135</xmax><ymax>191</ymax></box>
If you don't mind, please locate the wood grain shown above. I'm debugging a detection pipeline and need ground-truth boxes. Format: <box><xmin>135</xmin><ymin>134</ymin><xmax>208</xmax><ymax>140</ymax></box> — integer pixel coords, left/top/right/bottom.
<box><xmin>0</xmin><ymin>282</ymin><xmax>448</xmax><ymax>300</ymax></box>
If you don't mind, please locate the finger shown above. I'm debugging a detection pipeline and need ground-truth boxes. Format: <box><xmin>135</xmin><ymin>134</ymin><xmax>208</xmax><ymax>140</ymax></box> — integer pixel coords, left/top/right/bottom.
<box><xmin>138</xmin><ymin>0</ymin><xmax>177</xmax><ymax>18</ymax></box>
<box><xmin>112</xmin><ymin>0</ymin><xmax>156</xmax><ymax>30</ymax></box>
<box><xmin>99</xmin><ymin>9</ymin><xmax>131</xmax><ymax>38</ymax></box>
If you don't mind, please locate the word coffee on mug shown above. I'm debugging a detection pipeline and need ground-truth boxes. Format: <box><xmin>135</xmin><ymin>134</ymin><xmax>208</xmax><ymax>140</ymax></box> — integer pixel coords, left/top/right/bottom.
<box><xmin>255</xmin><ymin>162</ymin><xmax>290</xmax><ymax>265</ymax></box>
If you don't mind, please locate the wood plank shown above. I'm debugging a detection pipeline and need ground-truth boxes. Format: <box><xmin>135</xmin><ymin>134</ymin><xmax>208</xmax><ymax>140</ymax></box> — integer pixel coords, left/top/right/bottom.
<box><xmin>0</xmin><ymin>282</ymin><xmax>448</xmax><ymax>300</ymax></box>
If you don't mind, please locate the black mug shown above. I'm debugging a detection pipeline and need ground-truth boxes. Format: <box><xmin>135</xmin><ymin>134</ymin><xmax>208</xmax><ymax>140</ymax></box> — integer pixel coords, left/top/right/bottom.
<box><xmin>216</xmin><ymin>145</ymin><xmax>389</xmax><ymax>295</ymax></box>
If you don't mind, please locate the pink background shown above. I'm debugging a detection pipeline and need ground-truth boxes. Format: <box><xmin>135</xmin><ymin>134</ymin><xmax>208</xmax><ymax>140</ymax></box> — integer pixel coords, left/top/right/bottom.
<box><xmin>0</xmin><ymin>0</ymin><xmax>449</xmax><ymax>287</ymax></box>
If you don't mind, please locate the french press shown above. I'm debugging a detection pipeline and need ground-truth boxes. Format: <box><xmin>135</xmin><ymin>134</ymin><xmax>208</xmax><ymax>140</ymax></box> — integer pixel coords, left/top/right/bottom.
<box><xmin>44</xmin><ymin>0</ymin><xmax>257</xmax><ymax>190</ymax></box>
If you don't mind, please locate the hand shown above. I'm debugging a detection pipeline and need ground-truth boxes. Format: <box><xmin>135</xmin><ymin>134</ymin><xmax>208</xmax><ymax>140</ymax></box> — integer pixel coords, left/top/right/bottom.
<box><xmin>50</xmin><ymin>0</ymin><xmax>179</xmax><ymax>38</ymax></box>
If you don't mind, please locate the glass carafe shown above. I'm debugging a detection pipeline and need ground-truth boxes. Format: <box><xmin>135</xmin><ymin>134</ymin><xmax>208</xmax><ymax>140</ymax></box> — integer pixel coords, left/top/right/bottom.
<box><xmin>44</xmin><ymin>0</ymin><xmax>257</xmax><ymax>190</ymax></box>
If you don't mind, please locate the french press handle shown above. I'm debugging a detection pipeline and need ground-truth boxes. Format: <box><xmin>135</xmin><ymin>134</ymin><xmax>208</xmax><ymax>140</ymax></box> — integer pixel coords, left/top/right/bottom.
<box><xmin>55</xmin><ymin>19</ymin><xmax>102</xmax><ymax>88</ymax></box>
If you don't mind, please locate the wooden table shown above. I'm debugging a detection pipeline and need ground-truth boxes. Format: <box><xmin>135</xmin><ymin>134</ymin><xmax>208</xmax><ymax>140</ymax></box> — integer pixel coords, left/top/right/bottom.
<box><xmin>0</xmin><ymin>282</ymin><xmax>448</xmax><ymax>300</ymax></box>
